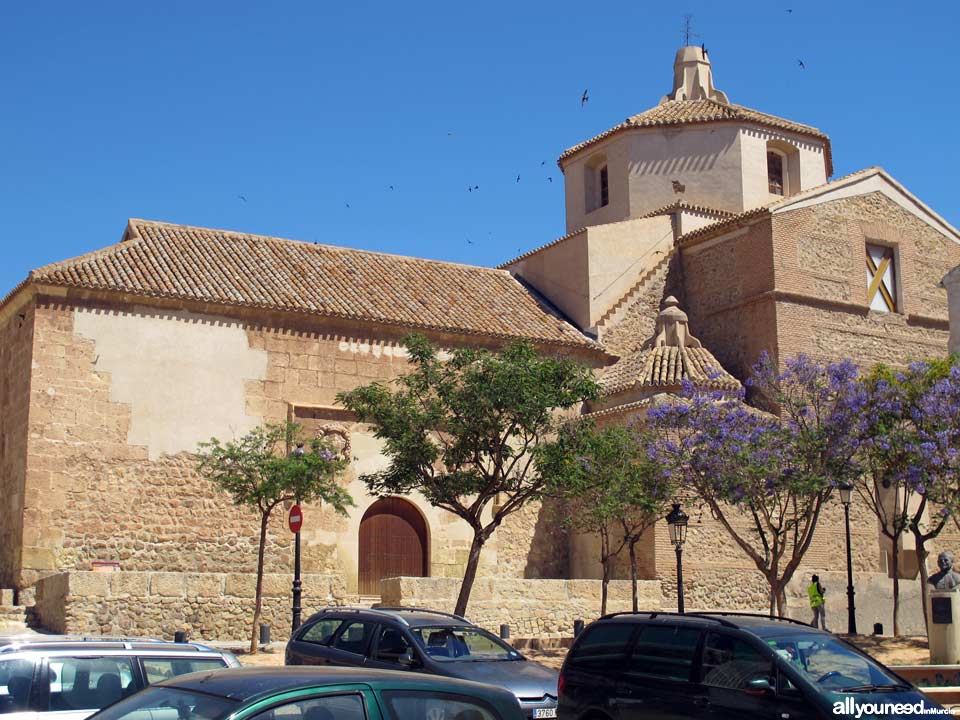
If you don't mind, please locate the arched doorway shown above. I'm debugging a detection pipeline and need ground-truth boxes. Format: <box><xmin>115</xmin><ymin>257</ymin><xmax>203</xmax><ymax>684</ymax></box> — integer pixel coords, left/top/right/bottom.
<box><xmin>358</xmin><ymin>497</ymin><xmax>429</xmax><ymax>596</ymax></box>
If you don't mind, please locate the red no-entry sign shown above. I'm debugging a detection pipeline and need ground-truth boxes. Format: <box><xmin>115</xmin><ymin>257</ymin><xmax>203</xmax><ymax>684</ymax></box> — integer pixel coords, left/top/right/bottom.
<box><xmin>288</xmin><ymin>504</ymin><xmax>303</xmax><ymax>534</ymax></box>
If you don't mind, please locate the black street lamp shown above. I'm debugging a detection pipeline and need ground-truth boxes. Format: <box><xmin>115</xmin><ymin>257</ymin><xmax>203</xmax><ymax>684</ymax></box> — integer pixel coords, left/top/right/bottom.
<box><xmin>838</xmin><ymin>482</ymin><xmax>857</xmax><ymax>635</ymax></box>
<box><xmin>666</xmin><ymin>503</ymin><xmax>689</xmax><ymax>614</ymax></box>
<box><xmin>290</xmin><ymin>442</ymin><xmax>305</xmax><ymax>633</ymax></box>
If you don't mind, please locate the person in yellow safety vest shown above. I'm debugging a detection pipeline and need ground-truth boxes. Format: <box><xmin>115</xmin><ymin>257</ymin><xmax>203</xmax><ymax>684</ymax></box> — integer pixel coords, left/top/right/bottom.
<box><xmin>808</xmin><ymin>574</ymin><xmax>826</xmax><ymax>630</ymax></box>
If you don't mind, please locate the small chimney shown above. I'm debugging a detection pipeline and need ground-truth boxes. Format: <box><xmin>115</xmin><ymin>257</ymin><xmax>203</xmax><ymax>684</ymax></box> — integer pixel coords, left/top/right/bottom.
<box><xmin>651</xmin><ymin>296</ymin><xmax>702</xmax><ymax>349</ymax></box>
<box><xmin>660</xmin><ymin>46</ymin><xmax>729</xmax><ymax>105</ymax></box>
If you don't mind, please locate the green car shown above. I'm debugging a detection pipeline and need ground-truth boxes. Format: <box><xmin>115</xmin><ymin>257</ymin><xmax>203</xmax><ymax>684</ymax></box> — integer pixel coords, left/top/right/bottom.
<box><xmin>88</xmin><ymin>667</ymin><xmax>526</xmax><ymax>720</ymax></box>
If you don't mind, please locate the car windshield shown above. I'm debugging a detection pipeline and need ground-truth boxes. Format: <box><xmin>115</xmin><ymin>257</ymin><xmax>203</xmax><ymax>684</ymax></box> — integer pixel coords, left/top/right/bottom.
<box><xmin>765</xmin><ymin>634</ymin><xmax>907</xmax><ymax>691</ymax></box>
<box><xmin>90</xmin><ymin>686</ymin><xmax>239</xmax><ymax>720</ymax></box>
<box><xmin>410</xmin><ymin>626</ymin><xmax>522</xmax><ymax>662</ymax></box>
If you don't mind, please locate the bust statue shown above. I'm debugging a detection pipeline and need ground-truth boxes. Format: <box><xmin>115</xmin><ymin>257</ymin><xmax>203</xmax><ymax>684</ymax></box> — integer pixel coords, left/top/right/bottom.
<box><xmin>929</xmin><ymin>552</ymin><xmax>960</xmax><ymax>590</ymax></box>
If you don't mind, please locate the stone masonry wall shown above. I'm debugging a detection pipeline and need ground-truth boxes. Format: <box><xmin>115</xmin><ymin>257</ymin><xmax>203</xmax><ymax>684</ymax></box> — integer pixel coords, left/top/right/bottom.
<box><xmin>380</xmin><ymin>576</ymin><xmax>662</xmax><ymax>638</ymax></box>
<box><xmin>0</xmin><ymin>299</ymin><xmax>34</xmax><ymax>589</ymax></box>
<box><xmin>19</xmin><ymin>294</ymin><xmax>593</xmax><ymax>593</ymax></box>
<box><xmin>34</xmin><ymin>571</ymin><xmax>345</xmax><ymax>641</ymax></box>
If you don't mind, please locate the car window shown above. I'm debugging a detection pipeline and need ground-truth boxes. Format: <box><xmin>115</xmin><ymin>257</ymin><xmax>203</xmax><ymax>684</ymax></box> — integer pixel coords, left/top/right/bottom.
<box><xmin>567</xmin><ymin>623</ymin><xmax>636</xmax><ymax>669</ymax></box>
<box><xmin>0</xmin><ymin>658</ymin><xmax>35</xmax><ymax>714</ymax></box>
<box><xmin>91</xmin><ymin>686</ymin><xmax>239</xmax><ymax>720</ymax></box>
<box><xmin>627</xmin><ymin>624</ymin><xmax>701</xmax><ymax>681</ymax></box>
<box><xmin>249</xmin><ymin>694</ymin><xmax>366</xmax><ymax>720</ymax></box>
<box><xmin>381</xmin><ymin>690</ymin><xmax>501</xmax><ymax>720</ymax></box>
<box><xmin>300</xmin><ymin>619</ymin><xmax>344</xmax><ymax>646</ymax></box>
<box><xmin>373</xmin><ymin>626</ymin><xmax>413</xmax><ymax>663</ymax></box>
<box><xmin>700</xmin><ymin>633</ymin><xmax>773</xmax><ymax>690</ymax></box>
<box><xmin>139</xmin><ymin>658</ymin><xmax>229</xmax><ymax>684</ymax></box>
<box><xmin>332</xmin><ymin>621</ymin><xmax>376</xmax><ymax>655</ymax></box>
<box><xmin>409</xmin><ymin>626</ymin><xmax>519</xmax><ymax>662</ymax></box>
<box><xmin>48</xmin><ymin>656</ymin><xmax>137</xmax><ymax>711</ymax></box>
<box><xmin>765</xmin><ymin>634</ymin><xmax>900</xmax><ymax>690</ymax></box>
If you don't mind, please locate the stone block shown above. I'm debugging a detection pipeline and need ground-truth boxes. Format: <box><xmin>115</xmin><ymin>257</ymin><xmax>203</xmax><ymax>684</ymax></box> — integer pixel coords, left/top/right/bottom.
<box><xmin>110</xmin><ymin>573</ymin><xmax>149</xmax><ymax>597</ymax></box>
<box><xmin>150</xmin><ymin>573</ymin><xmax>186</xmax><ymax>598</ymax></box>
<box><xmin>68</xmin><ymin>572</ymin><xmax>110</xmax><ymax>598</ymax></box>
<box><xmin>185</xmin><ymin>573</ymin><xmax>223</xmax><ymax>598</ymax></box>
<box><xmin>0</xmin><ymin>590</ymin><xmax>13</xmax><ymax>605</ymax></box>
<box><xmin>20</xmin><ymin>546</ymin><xmax>56</xmax><ymax>571</ymax></box>
<box><xmin>225</xmin><ymin>573</ymin><xmax>256</xmax><ymax>598</ymax></box>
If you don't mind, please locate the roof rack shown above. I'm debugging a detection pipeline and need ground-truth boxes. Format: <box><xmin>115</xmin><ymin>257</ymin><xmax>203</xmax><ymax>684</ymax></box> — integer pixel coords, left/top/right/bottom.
<box><xmin>694</xmin><ymin>611</ymin><xmax>813</xmax><ymax>627</ymax></box>
<box><xmin>373</xmin><ymin>607</ymin><xmax>469</xmax><ymax>623</ymax></box>
<box><xmin>0</xmin><ymin>636</ymin><xmax>210</xmax><ymax>653</ymax></box>
<box><xmin>600</xmin><ymin>611</ymin><xmax>738</xmax><ymax>629</ymax></box>
<box><xmin>312</xmin><ymin>607</ymin><xmax>412</xmax><ymax>626</ymax></box>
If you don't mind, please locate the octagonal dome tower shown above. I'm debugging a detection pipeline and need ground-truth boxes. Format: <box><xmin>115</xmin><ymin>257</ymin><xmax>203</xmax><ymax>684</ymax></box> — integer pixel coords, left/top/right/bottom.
<box><xmin>559</xmin><ymin>46</ymin><xmax>832</xmax><ymax>233</ymax></box>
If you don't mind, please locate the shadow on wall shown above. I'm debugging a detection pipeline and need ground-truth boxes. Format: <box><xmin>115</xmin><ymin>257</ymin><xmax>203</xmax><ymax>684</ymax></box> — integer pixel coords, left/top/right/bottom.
<box><xmin>523</xmin><ymin>496</ymin><xmax>571</xmax><ymax>579</ymax></box>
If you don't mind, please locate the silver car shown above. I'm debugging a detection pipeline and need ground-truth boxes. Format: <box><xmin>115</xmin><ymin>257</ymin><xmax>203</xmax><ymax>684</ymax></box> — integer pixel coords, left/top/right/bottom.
<box><xmin>0</xmin><ymin>636</ymin><xmax>240</xmax><ymax>720</ymax></box>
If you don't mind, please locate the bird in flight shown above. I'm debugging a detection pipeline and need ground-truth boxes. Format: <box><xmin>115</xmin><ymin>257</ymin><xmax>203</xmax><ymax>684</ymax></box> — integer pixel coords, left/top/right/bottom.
<box><xmin>798</xmin><ymin>59</ymin><xmax>805</xmax><ymax>69</ymax></box>
<box><xmin>466</xmin><ymin>239</ymin><xmax>473</xmax><ymax>245</ymax></box>
<box><xmin>389</xmin><ymin>185</ymin><xmax>394</xmax><ymax>190</ymax></box>
<box><xmin>541</xmin><ymin>161</ymin><xmax>546</xmax><ymax>166</ymax></box>
<box><xmin>581</xmin><ymin>89</ymin><xmax>589</xmax><ymax>107</ymax></box>
<box><xmin>516</xmin><ymin>175</ymin><xmax>520</xmax><ymax>183</ymax></box>
<box><xmin>237</xmin><ymin>194</ymin><xmax>247</xmax><ymax>203</ymax></box>
<box><xmin>468</xmin><ymin>185</ymin><xmax>479</xmax><ymax>192</ymax></box>
<box><xmin>345</xmin><ymin>202</ymin><xmax>351</xmax><ymax>209</ymax></box>
<box><xmin>786</xmin><ymin>8</ymin><xmax>793</xmax><ymax>12</ymax></box>
<box><xmin>547</xmin><ymin>177</ymin><xmax>553</xmax><ymax>183</ymax></box>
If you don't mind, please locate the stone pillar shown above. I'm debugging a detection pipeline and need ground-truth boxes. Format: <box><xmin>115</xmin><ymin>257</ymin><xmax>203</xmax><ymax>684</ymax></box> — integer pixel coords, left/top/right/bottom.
<box><xmin>927</xmin><ymin>590</ymin><xmax>960</xmax><ymax>664</ymax></box>
<box><xmin>943</xmin><ymin>266</ymin><xmax>960</xmax><ymax>356</ymax></box>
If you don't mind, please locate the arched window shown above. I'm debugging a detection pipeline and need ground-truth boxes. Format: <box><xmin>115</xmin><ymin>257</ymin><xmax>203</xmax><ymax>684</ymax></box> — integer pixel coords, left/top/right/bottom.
<box><xmin>767</xmin><ymin>150</ymin><xmax>786</xmax><ymax>196</ymax></box>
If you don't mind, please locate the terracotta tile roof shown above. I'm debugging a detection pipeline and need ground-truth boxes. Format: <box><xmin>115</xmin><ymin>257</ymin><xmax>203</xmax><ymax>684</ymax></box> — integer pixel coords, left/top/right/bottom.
<box><xmin>638</xmin><ymin>201</ymin><xmax>735</xmax><ymax>220</ymax></box>
<box><xmin>24</xmin><ymin>219</ymin><xmax>599</xmax><ymax>348</ymax></box>
<box><xmin>599</xmin><ymin>344</ymin><xmax>741</xmax><ymax>395</ymax></box>
<box><xmin>677</xmin><ymin>167</ymin><xmax>882</xmax><ymax>246</ymax></box>
<box><xmin>559</xmin><ymin>99</ymin><xmax>833</xmax><ymax>175</ymax></box>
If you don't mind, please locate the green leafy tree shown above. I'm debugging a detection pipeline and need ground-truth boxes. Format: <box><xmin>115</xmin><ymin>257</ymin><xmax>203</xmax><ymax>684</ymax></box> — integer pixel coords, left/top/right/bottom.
<box><xmin>197</xmin><ymin>422</ymin><xmax>352</xmax><ymax>653</ymax></box>
<box><xmin>338</xmin><ymin>334</ymin><xmax>599</xmax><ymax>615</ymax></box>
<box><xmin>542</xmin><ymin>422</ymin><xmax>674</xmax><ymax>615</ymax></box>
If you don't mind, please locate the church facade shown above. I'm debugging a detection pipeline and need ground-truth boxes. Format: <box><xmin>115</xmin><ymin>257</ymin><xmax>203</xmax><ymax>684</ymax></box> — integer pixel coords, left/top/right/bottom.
<box><xmin>2</xmin><ymin>47</ymin><xmax>959</xmax><ymax>635</ymax></box>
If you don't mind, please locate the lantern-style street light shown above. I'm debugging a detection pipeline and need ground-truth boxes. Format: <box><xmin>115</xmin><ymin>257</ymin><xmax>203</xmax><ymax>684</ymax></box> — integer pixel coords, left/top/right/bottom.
<box><xmin>838</xmin><ymin>482</ymin><xmax>857</xmax><ymax>634</ymax></box>
<box><xmin>666</xmin><ymin>503</ymin><xmax>689</xmax><ymax>613</ymax></box>
<box><xmin>290</xmin><ymin>442</ymin><xmax>306</xmax><ymax>632</ymax></box>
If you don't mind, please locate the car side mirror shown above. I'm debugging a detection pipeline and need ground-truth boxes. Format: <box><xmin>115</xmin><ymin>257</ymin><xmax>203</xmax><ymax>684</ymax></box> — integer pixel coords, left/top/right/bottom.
<box><xmin>399</xmin><ymin>649</ymin><xmax>420</xmax><ymax>668</ymax></box>
<box><xmin>746</xmin><ymin>677</ymin><xmax>774</xmax><ymax>695</ymax></box>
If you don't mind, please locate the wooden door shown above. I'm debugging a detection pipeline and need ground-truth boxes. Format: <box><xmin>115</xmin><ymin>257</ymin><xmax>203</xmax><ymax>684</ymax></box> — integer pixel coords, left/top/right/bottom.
<box><xmin>358</xmin><ymin>497</ymin><xmax>428</xmax><ymax>596</ymax></box>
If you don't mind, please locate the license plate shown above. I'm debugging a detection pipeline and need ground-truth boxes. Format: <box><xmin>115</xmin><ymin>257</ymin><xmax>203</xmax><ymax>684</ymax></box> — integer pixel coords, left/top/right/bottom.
<box><xmin>533</xmin><ymin>710</ymin><xmax>557</xmax><ymax>719</ymax></box>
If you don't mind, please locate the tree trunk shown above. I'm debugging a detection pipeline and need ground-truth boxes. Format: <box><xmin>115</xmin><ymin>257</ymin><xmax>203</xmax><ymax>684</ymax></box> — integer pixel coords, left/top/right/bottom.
<box><xmin>628</xmin><ymin>538</ymin><xmax>639</xmax><ymax>613</ymax></box>
<box><xmin>767</xmin><ymin>577</ymin><xmax>776</xmax><ymax>618</ymax></box>
<box><xmin>600</xmin><ymin>529</ymin><xmax>611</xmax><ymax>617</ymax></box>
<box><xmin>250</xmin><ymin>511</ymin><xmax>270</xmax><ymax>654</ymax></box>
<box><xmin>915</xmin><ymin>530</ymin><xmax>930</xmax><ymax>629</ymax></box>
<box><xmin>454</xmin><ymin>531</ymin><xmax>486</xmax><ymax>617</ymax></box>
<box><xmin>891</xmin><ymin>539</ymin><xmax>901</xmax><ymax>637</ymax></box>
<box><xmin>775</xmin><ymin>585</ymin><xmax>787</xmax><ymax>616</ymax></box>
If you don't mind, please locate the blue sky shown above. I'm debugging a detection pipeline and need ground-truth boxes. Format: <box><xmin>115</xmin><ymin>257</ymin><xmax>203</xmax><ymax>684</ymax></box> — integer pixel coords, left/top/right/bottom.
<box><xmin>2</xmin><ymin>0</ymin><xmax>957</xmax><ymax>293</ymax></box>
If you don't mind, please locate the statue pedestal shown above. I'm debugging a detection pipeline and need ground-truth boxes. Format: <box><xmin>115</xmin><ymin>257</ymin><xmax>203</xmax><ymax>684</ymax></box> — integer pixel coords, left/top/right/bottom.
<box><xmin>927</xmin><ymin>590</ymin><xmax>960</xmax><ymax>664</ymax></box>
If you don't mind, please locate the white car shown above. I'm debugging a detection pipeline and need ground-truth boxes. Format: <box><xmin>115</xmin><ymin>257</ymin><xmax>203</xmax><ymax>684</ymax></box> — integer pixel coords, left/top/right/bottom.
<box><xmin>0</xmin><ymin>636</ymin><xmax>240</xmax><ymax>720</ymax></box>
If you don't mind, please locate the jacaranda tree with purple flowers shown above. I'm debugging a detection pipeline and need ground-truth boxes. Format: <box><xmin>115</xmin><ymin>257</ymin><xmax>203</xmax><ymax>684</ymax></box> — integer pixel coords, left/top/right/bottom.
<box><xmin>649</xmin><ymin>354</ymin><xmax>864</xmax><ymax>615</ymax></box>
<box><xmin>858</xmin><ymin>357</ymin><xmax>960</xmax><ymax>633</ymax></box>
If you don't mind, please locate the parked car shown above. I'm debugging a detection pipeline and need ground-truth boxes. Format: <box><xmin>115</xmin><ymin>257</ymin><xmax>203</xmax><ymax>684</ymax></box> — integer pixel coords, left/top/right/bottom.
<box><xmin>557</xmin><ymin>611</ymin><xmax>945</xmax><ymax>719</ymax></box>
<box><xmin>0</xmin><ymin>635</ymin><xmax>240</xmax><ymax>720</ymax></box>
<box><xmin>87</xmin><ymin>666</ymin><xmax>526</xmax><ymax>720</ymax></box>
<box><xmin>285</xmin><ymin>608</ymin><xmax>558</xmax><ymax>719</ymax></box>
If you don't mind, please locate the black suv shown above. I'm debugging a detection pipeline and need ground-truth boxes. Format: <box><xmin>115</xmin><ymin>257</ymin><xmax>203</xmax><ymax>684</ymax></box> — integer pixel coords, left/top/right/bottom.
<box><xmin>286</xmin><ymin>607</ymin><xmax>558</xmax><ymax>719</ymax></box>
<box><xmin>558</xmin><ymin>612</ymin><xmax>943</xmax><ymax>720</ymax></box>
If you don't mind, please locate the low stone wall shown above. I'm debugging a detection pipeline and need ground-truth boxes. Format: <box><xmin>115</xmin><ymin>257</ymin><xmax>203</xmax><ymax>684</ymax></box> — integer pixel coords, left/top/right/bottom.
<box><xmin>380</xmin><ymin>576</ymin><xmax>662</xmax><ymax>637</ymax></box>
<box><xmin>34</xmin><ymin>571</ymin><xmax>345</xmax><ymax>640</ymax></box>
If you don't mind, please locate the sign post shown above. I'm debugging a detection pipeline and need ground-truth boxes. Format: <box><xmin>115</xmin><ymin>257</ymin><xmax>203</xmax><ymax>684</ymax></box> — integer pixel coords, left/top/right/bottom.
<box><xmin>289</xmin><ymin>503</ymin><xmax>303</xmax><ymax>632</ymax></box>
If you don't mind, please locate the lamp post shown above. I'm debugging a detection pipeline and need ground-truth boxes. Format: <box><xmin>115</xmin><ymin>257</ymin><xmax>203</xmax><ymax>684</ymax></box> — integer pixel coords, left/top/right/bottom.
<box><xmin>838</xmin><ymin>482</ymin><xmax>857</xmax><ymax>635</ymax></box>
<box><xmin>290</xmin><ymin>442</ymin><xmax>305</xmax><ymax>632</ymax></box>
<box><xmin>666</xmin><ymin>503</ymin><xmax>689</xmax><ymax>614</ymax></box>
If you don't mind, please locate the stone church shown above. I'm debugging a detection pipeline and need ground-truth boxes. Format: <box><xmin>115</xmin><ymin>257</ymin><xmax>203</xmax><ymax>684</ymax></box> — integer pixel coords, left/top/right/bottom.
<box><xmin>2</xmin><ymin>47</ymin><xmax>959</xmax><ymax>637</ymax></box>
